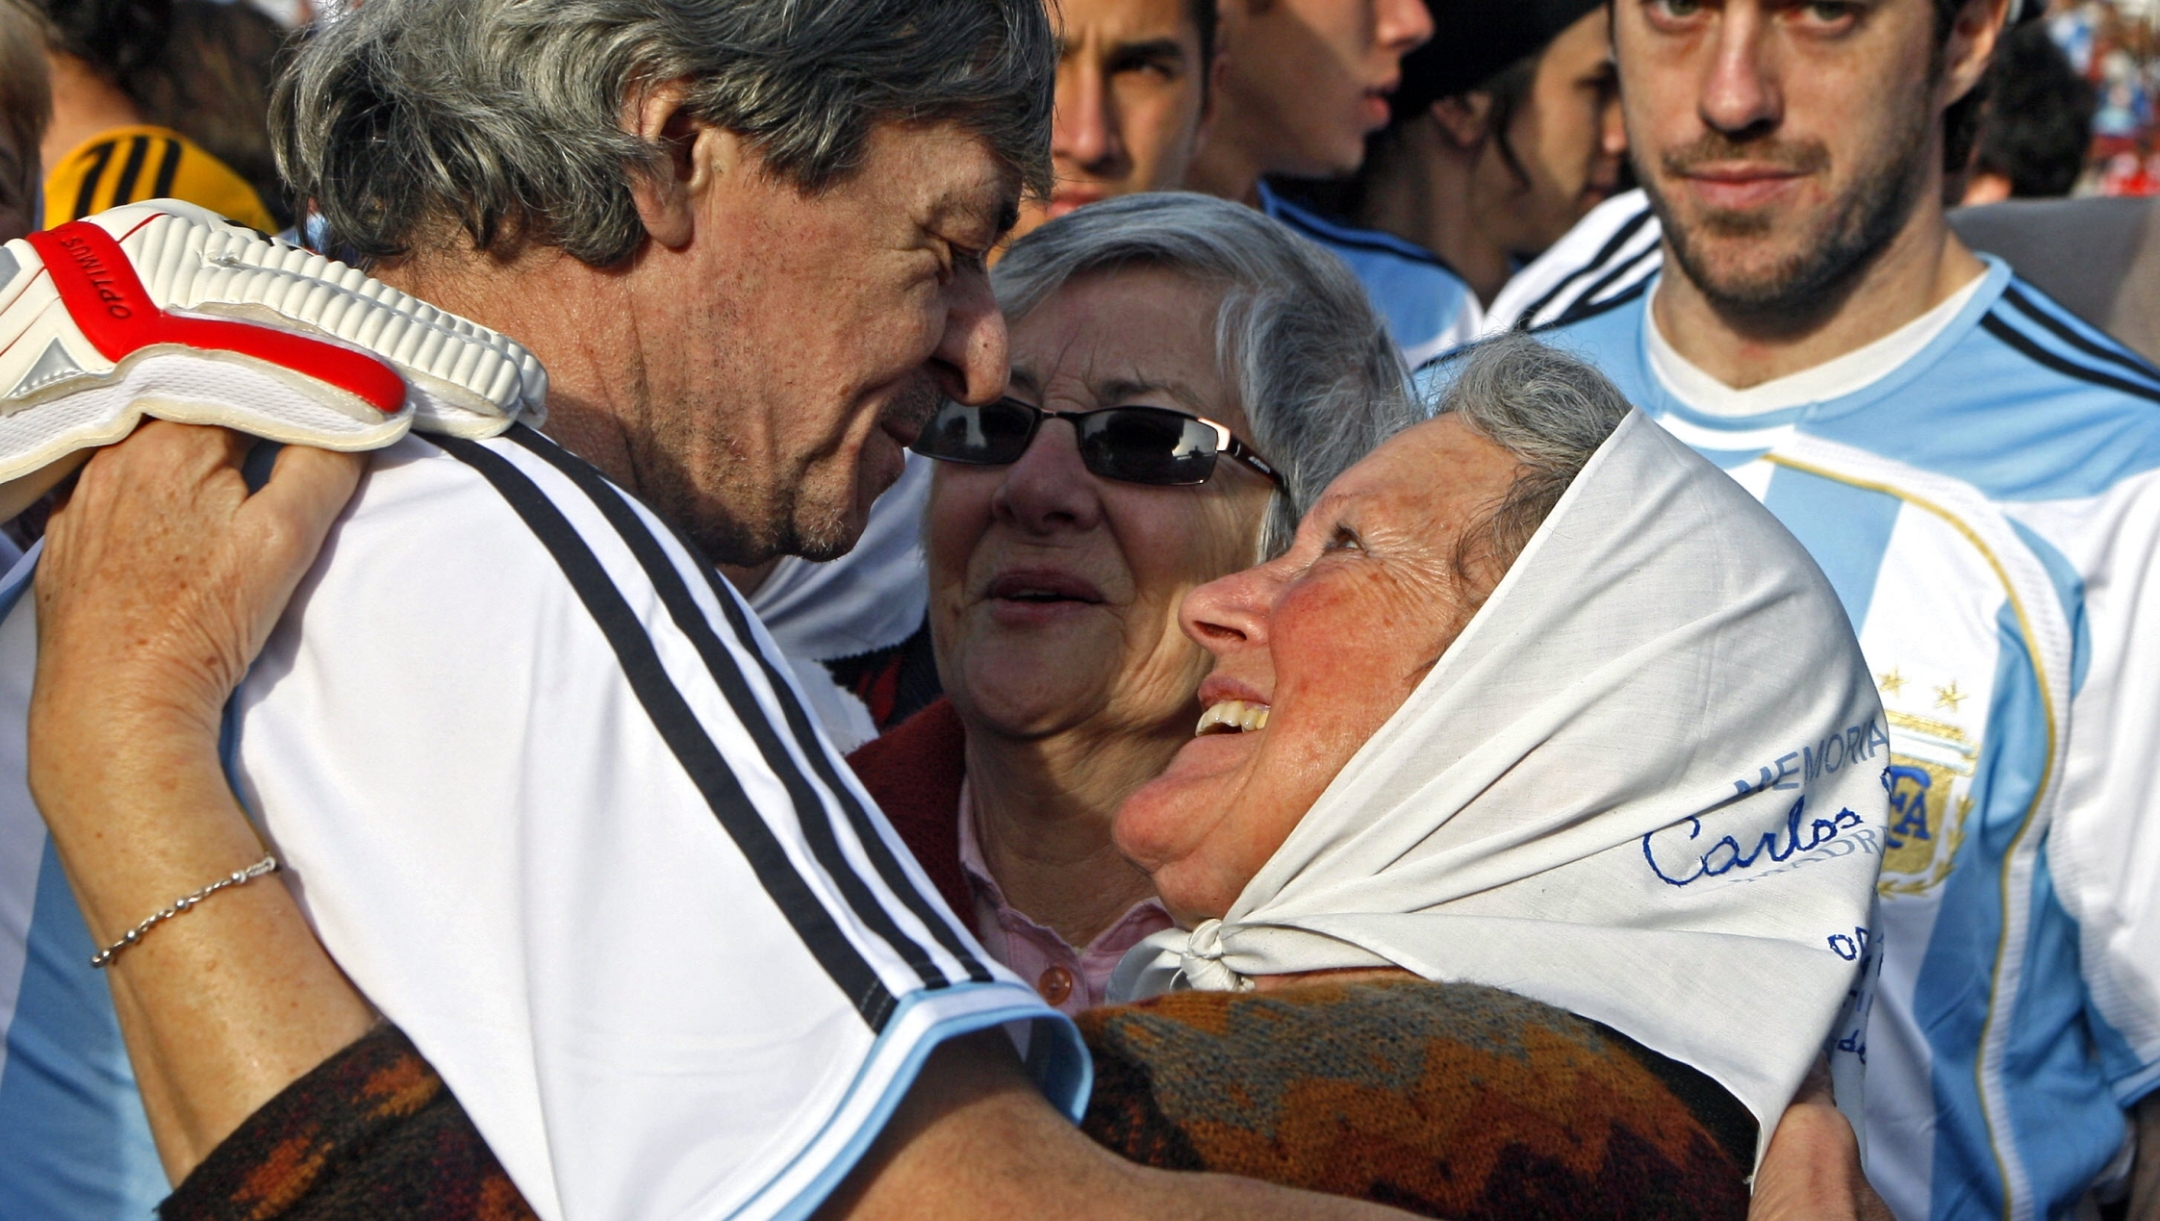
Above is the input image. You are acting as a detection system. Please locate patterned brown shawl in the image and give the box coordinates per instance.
[164,979,1751,1220]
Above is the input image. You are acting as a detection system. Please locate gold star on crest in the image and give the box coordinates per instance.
[1879,669,1906,697]
[1934,681,1967,713]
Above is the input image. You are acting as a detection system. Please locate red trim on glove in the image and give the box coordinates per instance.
[25,221,406,414]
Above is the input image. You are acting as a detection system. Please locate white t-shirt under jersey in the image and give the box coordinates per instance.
[0,426,1084,1221]
[1646,273,1985,433]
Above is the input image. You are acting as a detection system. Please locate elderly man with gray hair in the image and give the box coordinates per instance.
[0,0,1411,1218]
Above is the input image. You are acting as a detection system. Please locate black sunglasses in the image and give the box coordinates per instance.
[911,398,1286,490]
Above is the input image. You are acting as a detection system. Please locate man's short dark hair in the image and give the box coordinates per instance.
[1967,21,2095,197]
[277,0,1056,267]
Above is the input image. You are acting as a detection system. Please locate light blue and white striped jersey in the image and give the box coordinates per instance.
[1257,182,1482,367]
[0,428,1087,1220]
[1527,260,2160,1221]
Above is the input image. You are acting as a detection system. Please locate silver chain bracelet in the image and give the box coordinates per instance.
[89,855,280,969]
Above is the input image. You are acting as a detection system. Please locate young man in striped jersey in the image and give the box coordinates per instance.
[0,0,1411,1218]
[1521,0,2160,1215]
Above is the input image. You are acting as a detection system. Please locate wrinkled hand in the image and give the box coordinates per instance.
[1749,1058,1894,1221]
[30,422,364,768]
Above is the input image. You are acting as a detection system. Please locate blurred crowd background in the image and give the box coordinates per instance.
[24,0,2160,225]
[2054,0,2160,194]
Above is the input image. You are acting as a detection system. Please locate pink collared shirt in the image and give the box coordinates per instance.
[957,785,1174,1015]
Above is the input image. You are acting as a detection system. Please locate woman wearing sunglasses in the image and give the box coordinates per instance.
[846,192,1415,1016]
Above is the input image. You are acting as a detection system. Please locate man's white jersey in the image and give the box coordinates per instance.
[1484,189,1662,334]
[0,427,1085,1221]
[1258,182,1482,367]
[1532,261,2160,1221]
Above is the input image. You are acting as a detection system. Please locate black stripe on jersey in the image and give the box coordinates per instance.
[525,436,994,989]
[1534,275,1652,333]
[1982,313,2160,407]
[69,140,116,221]
[1514,204,1657,331]
[150,137,183,200]
[427,433,899,1030]
[1551,244,1661,328]
[661,504,1001,989]
[1999,284,2160,391]
[111,136,153,206]
[503,426,985,992]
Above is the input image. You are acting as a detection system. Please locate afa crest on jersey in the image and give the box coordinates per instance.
[1875,666,1978,896]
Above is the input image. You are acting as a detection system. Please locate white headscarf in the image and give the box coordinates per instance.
[1111,410,1887,1156]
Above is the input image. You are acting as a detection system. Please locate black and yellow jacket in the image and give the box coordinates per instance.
[43,124,275,233]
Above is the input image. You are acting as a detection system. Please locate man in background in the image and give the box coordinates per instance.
[1185,0,1478,366]
[1530,0,2160,1216]
[1005,0,1218,245]
[1483,2,2104,336]
[1317,0,1627,308]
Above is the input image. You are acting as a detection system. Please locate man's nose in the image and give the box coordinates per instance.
[932,264,1008,407]
[1699,3,1782,136]
[1054,65,1124,172]
[1376,0,1436,58]
[990,418,1104,534]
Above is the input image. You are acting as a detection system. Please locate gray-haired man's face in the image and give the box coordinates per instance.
[616,120,1019,567]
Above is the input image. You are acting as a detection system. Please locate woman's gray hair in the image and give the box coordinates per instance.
[993,192,1417,557]
[1430,332,1634,574]
[276,0,1054,266]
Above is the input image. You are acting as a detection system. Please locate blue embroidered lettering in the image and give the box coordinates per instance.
[1773,752,1801,790]
[1644,799,1865,886]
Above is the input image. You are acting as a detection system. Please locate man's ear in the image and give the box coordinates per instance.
[1430,94,1494,151]
[624,78,741,251]
[1940,0,2011,112]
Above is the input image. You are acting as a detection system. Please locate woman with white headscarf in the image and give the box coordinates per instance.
[1098,333,1887,1210]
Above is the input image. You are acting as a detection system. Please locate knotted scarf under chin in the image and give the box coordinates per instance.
[1115,920,1249,997]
